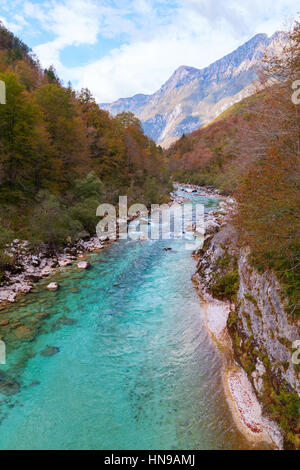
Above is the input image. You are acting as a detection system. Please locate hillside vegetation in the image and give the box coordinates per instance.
[0,23,171,268]
[167,22,300,317]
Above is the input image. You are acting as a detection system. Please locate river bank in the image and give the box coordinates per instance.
[0,185,224,309]
[0,212,141,309]
[0,236,108,308]
[187,183,284,449]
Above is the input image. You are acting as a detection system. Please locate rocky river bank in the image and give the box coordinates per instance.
[0,236,108,307]
[188,184,300,449]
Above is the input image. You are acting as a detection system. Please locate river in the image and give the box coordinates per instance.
[0,189,256,449]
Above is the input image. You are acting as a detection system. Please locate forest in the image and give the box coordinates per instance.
[0,22,171,266]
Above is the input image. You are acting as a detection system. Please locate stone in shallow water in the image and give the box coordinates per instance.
[57,316,77,326]
[14,325,36,341]
[41,346,60,357]
[46,282,59,291]
[77,261,91,270]
[34,312,49,319]
[29,381,40,387]
[0,371,20,396]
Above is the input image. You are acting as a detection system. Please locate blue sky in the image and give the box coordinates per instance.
[0,1,299,102]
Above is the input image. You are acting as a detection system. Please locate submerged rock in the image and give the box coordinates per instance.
[14,325,36,341]
[0,371,20,396]
[34,312,49,319]
[41,346,60,357]
[57,316,77,326]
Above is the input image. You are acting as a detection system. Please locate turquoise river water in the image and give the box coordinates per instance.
[0,191,256,449]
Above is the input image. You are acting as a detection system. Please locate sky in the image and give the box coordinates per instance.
[0,0,299,103]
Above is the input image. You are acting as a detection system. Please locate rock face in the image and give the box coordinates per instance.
[193,213,300,448]
[237,248,300,395]
[102,32,287,148]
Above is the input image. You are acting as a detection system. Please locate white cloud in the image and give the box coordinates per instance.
[75,16,242,102]
[0,15,23,34]
[1,0,299,102]
[23,0,101,68]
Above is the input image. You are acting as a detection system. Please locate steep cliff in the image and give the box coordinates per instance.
[194,216,300,449]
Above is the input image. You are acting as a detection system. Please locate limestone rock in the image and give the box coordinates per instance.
[46,282,59,291]
[77,261,91,270]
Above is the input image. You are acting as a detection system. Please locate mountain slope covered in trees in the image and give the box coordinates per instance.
[0,23,171,269]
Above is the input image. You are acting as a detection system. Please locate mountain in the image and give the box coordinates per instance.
[101,32,287,148]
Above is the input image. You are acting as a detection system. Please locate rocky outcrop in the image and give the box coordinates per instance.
[237,248,300,395]
[193,200,300,449]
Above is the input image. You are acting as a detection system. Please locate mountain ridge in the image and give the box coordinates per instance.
[101,31,287,148]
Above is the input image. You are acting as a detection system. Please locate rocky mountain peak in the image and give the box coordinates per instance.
[101,31,288,148]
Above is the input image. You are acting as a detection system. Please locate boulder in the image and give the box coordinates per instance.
[46,282,59,291]
[77,261,91,270]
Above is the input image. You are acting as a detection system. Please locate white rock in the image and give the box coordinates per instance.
[7,292,16,302]
[77,261,91,270]
[47,282,59,291]
[0,290,12,301]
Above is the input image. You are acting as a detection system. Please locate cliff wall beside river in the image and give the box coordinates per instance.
[191,191,300,449]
